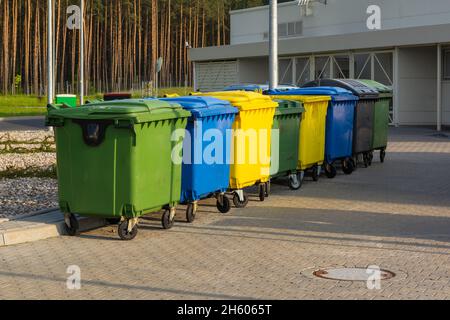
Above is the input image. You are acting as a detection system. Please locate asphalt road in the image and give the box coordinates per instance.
[0,117,46,132]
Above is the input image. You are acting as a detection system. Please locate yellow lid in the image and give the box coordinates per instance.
[269,95,331,104]
[193,91,278,111]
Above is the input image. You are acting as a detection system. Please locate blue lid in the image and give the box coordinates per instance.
[224,84,299,92]
[159,96,238,118]
[224,84,267,92]
[266,86,359,102]
[302,79,379,98]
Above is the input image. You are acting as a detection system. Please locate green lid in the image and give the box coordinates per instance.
[356,80,392,94]
[47,99,191,124]
[274,99,305,116]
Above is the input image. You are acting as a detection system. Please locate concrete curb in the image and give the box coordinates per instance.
[0,207,59,224]
[0,116,45,122]
[0,210,107,247]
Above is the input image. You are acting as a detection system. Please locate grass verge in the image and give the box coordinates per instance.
[0,88,193,117]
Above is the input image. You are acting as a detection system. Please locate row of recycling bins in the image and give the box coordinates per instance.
[46,79,392,240]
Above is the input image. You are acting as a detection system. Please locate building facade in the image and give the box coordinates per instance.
[189,0,450,128]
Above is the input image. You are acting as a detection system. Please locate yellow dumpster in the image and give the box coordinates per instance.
[269,95,330,183]
[193,91,278,208]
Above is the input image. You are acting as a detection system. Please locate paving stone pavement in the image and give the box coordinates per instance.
[0,127,449,300]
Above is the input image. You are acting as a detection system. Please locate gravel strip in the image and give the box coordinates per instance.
[0,178,58,219]
[0,130,54,143]
[0,153,56,172]
[0,130,57,219]
[0,130,54,141]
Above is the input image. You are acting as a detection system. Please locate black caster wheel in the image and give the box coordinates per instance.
[324,163,337,179]
[265,182,270,198]
[216,196,231,214]
[106,218,121,225]
[368,152,374,166]
[363,153,369,168]
[186,203,196,223]
[312,165,320,182]
[162,209,175,230]
[118,220,138,241]
[259,184,266,202]
[352,156,358,171]
[233,192,249,208]
[65,214,79,237]
[380,149,386,163]
[288,173,303,190]
[342,159,355,175]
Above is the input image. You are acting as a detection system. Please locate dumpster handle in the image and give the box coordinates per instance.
[73,119,112,147]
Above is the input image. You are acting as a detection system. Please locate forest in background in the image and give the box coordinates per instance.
[0,0,268,96]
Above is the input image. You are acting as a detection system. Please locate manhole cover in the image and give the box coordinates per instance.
[313,267,395,282]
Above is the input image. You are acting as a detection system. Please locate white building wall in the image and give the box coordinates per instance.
[442,81,450,125]
[231,0,450,45]
[397,46,437,125]
[238,58,269,84]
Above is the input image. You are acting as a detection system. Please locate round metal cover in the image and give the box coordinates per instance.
[313,267,395,281]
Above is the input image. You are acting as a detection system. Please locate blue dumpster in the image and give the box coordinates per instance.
[267,87,359,178]
[160,96,238,223]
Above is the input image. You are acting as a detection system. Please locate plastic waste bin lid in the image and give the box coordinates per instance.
[302,79,379,99]
[160,96,238,118]
[224,84,298,92]
[355,80,392,94]
[273,100,305,116]
[192,91,278,111]
[103,92,132,101]
[271,87,359,101]
[47,99,191,123]
[267,87,358,102]
[224,84,266,92]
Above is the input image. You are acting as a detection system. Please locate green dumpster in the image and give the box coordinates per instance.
[356,80,392,163]
[46,99,191,240]
[270,100,305,190]
[55,94,77,108]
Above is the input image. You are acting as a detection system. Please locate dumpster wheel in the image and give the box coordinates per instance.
[186,202,197,223]
[312,165,320,182]
[368,152,374,166]
[259,184,266,202]
[324,163,337,179]
[233,192,249,208]
[118,219,138,241]
[216,195,231,214]
[363,154,369,168]
[380,149,386,163]
[342,159,355,175]
[162,207,176,230]
[288,172,303,190]
[64,213,79,237]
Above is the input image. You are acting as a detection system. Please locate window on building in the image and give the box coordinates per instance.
[444,50,450,80]
[354,53,371,80]
[332,55,350,79]
[263,21,303,40]
[315,56,331,79]
[374,53,393,85]
[278,23,288,37]
[279,59,293,85]
[295,57,311,86]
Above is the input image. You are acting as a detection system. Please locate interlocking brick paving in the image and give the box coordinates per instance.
[0,127,449,300]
